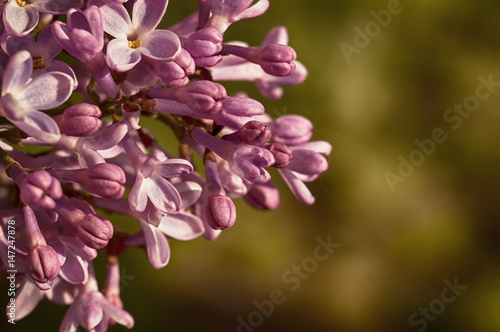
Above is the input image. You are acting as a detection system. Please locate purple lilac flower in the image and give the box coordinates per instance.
[1,24,77,84]
[212,26,308,99]
[0,50,74,143]
[3,0,83,37]
[121,133,193,214]
[59,263,134,331]
[52,6,118,98]
[91,0,181,72]
[0,1,331,329]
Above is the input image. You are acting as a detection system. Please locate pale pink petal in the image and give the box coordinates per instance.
[34,0,83,15]
[156,159,193,178]
[235,0,269,20]
[98,3,132,38]
[132,0,167,32]
[3,2,39,37]
[278,169,315,205]
[2,49,32,95]
[140,219,170,269]
[106,38,141,72]
[59,301,79,332]
[158,212,204,240]
[291,141,332,156]
[262,26,288,46]
[46,278,80,305]
[129,174,148,212]
[97,293,134,328]
[44,60,78,90]
[15,278,43,320]
[78,293,104,330]
[141,29,181,61]
[36,23,62,59]
[60,235,97,261]
[59,252,88,285]
[20,72,74,109]
[146,175,181,214]
[3,32,35,56]
[175,181,202,208]
[12,110,61,143]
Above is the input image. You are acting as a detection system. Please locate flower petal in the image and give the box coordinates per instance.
[262,26,288,46]
[106,38,141,72]
[59,252,88,284]
[132,0,167,32]
[36,24,63,59]
[97,293,135,328]
[129,174,148,212]
[141,29,181,61]
[175,181,202,208]
[3,32,35,56]
[146,175,182,214]
[77,293,104,330]
[34,0,83,15]
[59,299,79,332]
[140,219,170,269]
[12,110,61,143]
[3,2,39,37]
[15,278,43,320]
[44,60,78,90]
[158,212,204,240]
[235,0,269,21]
[156,159,193,178]
[20,72,74,110]
[278,169,315,205]
[98,3,132,38]
[2,49,32,95]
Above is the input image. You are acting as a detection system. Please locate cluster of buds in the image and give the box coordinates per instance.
[0,0,330,330]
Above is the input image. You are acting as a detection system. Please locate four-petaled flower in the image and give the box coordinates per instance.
[0,50,74,143]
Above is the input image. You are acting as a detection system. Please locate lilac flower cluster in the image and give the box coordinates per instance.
[0,0,330,330]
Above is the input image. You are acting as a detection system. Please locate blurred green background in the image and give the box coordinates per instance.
[3,0,500,331]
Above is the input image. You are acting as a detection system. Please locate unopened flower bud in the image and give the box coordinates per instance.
[184,28,224,67]
[236,121,271,145]
[205,195,236,230]
[20,171,63,210]
[269,143,293,168]
[61,103,102,136]
[244,183,280,210]
[84,163,126,199]
[78,214,114,249]
[154,48,195,87]
[258,44,297,76]
[272,115,313,145]
[181,81,227,114]
[26,245,61,283]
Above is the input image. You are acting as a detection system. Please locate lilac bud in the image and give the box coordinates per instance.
[286,149,329,176]
[244,183,280,210]
[272,115,313,145]
[269,143,293,168]
[26,245,61,283]
[184,28,224,67]
[84,163,126,199]
[20,171,63,210]
[181,81,227,114]
[236,121,271,145]
[154,48,195,87]
[77,214,114,249]
[60,103,102,137]
[205,195,236,230]
[258,44,297,76]
[221,97,265,116]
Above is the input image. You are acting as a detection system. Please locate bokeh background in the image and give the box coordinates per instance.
[3,0,500,331]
